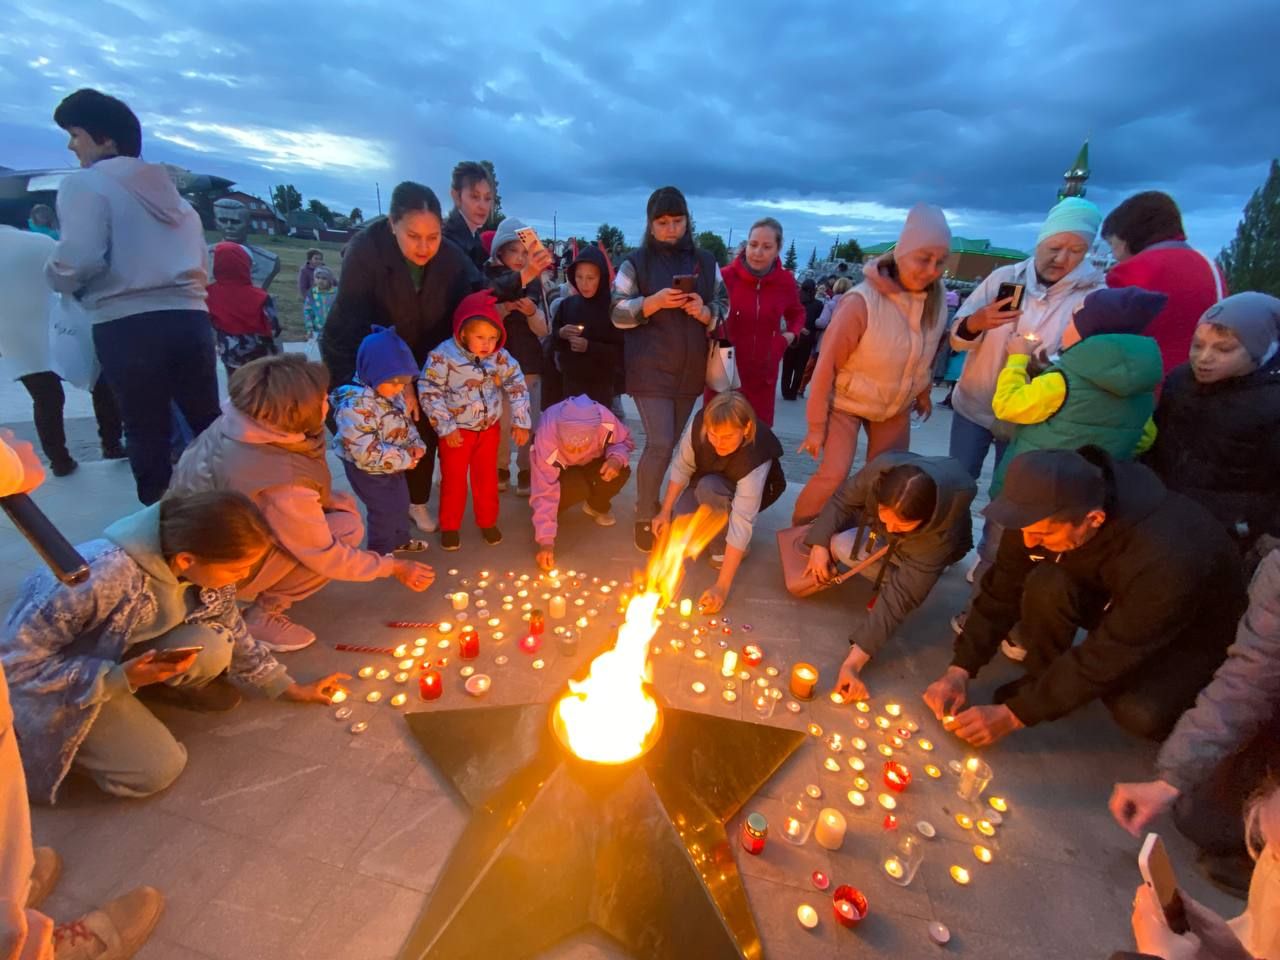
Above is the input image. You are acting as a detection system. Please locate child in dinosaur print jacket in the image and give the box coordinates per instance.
[332,325,427,554]
[418,291,531,550]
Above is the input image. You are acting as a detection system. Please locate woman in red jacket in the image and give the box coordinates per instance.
[713,218,805,426]
[1103,191,1227,378]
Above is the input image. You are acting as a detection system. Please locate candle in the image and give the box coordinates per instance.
[549,595,567,619]
[847,790,866,808]
[575,616,589,629]
[375,669,391,681]
[366,690,382,703]
[878,744,895,757]
[460,666,474,678]
[721,690,737,703]
[916,820,936,839]
[464,674,491,697]
[394,672,409,683]
[519,633,542,654]
[814,809,846,850]
[349,721,368,734]
[883,814,899,830]
[357,666,374,679]
[678,598,693,619]
[885,702,902,717]
[795,904,819,930]
[875,716,891,730]
[720,650,739,677]
[827,732,844,752]
[955,813,974,830]
[924,764,942,779]
[916,738,934,752]
[851,737,868,751]
[853,776,870,791]
[437,621,453,634]
[741,643,763,667]
[823,757,841,773]
[986,810,1004,826]
[789,662,818,700]
[390,693,407,707]
[958,756,993,801]
[848,757,866,773]
[458,627,480,660]
[929,922,952,946]
[557,630,578,656]
[451,592,469,611]
[988,796,1009,813]
[976,819,996,838]
[690,681,707,695]
[529,610,545,635]
[811,870,830,891]
[418,670,443,701]
[949,865,971,885]
[334,705,353,720]
[883,858,905,881]
[855,699,871,713]
[392,643,409,658]
[398,658,416,671]
[878,793,897,811]
[831,886,866,928]
[531,659,545,671]
[973,844,994,864]
[883,761,912,792]
[740,812,768,856]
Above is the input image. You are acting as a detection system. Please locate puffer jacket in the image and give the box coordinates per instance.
[806,452,976,658]
[950,256,1105,430]
[418,306,530,437]
[331,380,426,475]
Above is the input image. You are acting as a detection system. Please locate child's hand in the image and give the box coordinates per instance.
[442,432,464,448]
[512,297,536,317]
[512,427,531,447]
[568,336,588,353]
[392,560,435,591]
[1006,333,1039,356]
[403,384,421,420]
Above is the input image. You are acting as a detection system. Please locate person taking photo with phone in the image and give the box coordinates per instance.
[947,197,1105,581]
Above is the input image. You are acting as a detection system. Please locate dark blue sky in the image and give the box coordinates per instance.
[3,0,1277,257]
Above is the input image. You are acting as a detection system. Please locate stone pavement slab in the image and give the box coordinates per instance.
[9,390,1242,959]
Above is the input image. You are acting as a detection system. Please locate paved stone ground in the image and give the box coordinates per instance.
[0,369,1240,959]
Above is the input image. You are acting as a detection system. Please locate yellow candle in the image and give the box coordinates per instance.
[398,658,416,670]
[823,757,841,773]
[374,669,391,681]
[885,702,903,717]
[988,796,1009,813]
[690,681,707,695]
[549,595,567,619]
[855,700,871,713]
[721,650,739,677]
[950,865,971,885]
[329,688,348,704]
[976,820,996,838]
[451,592,469,611]
[366,691,382,703]
[789,662,818,700]
[878,744,895,757]
[390,693,407,707]
[955,813,974,830]
[883,858,905,880]
[848,757,865,773]
[393,672,409,683]
[917,738,934,752]
[851,737,867,751]
[392,644,408,658]
[853,776,870,791]
[847,790,866,808]
[796,904,819,929]
[357,666,374,679]
[576,616,589,629]
[924,764,942,779]
[878,793,897,811]
[973,844,993,864]
[875,716,891,730]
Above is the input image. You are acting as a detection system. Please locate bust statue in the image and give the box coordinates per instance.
[209,198,280,290]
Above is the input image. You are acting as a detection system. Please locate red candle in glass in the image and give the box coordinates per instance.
[529,609,546,636]
[418,670,443,701]
[883,760,912,793]
[458,627,480,661]
[882,813,899,831]
[519,632,541,654]
[741,643,764,667]
[832,886,868,928]
[739,812,768,855]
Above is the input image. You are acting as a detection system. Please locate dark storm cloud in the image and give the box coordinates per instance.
[2,0,1276,253]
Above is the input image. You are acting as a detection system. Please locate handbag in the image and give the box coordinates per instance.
[706,326,741,393]
[777,522,892,598]
[48,294,100,391]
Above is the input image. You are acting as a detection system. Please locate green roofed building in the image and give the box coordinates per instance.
[861,236,1028,283]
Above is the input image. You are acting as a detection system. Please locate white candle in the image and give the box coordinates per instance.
[679,598,693,618]
[796,904,819,929]
[550,595,567,619]
[814,808,846,850]
[451,592,469,611]
[721,650,739,677]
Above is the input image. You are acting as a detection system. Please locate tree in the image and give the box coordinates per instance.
[783,240,798,271]
[308,198,335,226]
[271,184,302,215]
[1220,158,1280,298]
[596,223,626,253]
[807,246,817,269]
[479,160,505,229]
[833,238,864,262]
[349,207,364,224]
[696,230,729,267]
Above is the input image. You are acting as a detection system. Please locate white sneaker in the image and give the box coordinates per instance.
[582,503,616,527]
[408,503,438,533]
[244,606,316,652]
[1000,638,1028,662]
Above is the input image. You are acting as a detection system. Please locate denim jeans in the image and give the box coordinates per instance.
[92,309,220,504]
[633,394,697,521]
[675,474,733,554]
[343,461,411,554]
[948,410,1008,558]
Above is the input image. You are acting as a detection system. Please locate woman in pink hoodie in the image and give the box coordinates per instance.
[792,204,952,524]
[168,354,435,651]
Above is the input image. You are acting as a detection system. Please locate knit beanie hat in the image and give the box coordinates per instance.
[489,217,527,263]
[452,290,507,349]
[356,325,418,389]
[313,266,336,285]
[555,395,604,456]
[1037,197,1102,246]
[1200,292,1280,363]
[894,202,951,259]
[1072,288,1168,340]
[646,186,689,223]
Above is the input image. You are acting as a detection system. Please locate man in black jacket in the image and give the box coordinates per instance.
[923,446,1245,746]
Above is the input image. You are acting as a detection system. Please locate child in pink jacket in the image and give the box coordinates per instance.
[530,395,634,571]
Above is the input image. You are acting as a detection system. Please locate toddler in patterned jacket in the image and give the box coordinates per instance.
[332,325,428,553]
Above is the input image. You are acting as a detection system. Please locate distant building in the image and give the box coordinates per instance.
[221,190,286,235]
[1059,141,1090,200]
[860,236,1028,283]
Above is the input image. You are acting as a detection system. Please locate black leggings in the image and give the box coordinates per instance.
[19,372,122,463]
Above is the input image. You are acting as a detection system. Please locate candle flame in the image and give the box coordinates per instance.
[554,505,726,764]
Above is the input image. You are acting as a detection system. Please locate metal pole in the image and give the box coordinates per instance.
[376,182,382,216]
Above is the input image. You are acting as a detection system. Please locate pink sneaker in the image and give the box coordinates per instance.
[244,606,316,652]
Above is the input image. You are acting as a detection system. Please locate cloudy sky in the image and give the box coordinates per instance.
[2,0,1276,258]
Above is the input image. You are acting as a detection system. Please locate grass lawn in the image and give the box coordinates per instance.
[205,232,348,340]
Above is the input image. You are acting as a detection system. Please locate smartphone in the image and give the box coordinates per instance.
[995,282,1025,312]
[1139,833,1189,934]
[151,645,204,664]
[672,274,697,295]
[515,227,548,258]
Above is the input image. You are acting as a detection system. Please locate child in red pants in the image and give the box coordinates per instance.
[418,291,531,550]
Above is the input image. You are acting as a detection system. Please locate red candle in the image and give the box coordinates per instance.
[810,870,831,891]
[418,670,443,701]
[882,813,899,831]
[740,812,768,855]
[519,633,542,654]
[529,609,545,636]
[741,643,764,667]
[883,760,912,793]
[458,627,480,660]
[832,886,868,928]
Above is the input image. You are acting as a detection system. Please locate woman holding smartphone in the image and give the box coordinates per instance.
[612,186,728,552]
[0,492,347,804]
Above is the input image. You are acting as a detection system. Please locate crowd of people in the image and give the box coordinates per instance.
[0,86,1277,960]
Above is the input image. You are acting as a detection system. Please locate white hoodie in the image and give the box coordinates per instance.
[948,256,1104,430]
[45,157,208,324]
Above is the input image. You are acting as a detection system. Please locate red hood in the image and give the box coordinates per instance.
[212,242,253,286]
[452,290,507,351]
[723,255,793,290]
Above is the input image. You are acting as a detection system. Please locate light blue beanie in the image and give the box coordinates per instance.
[1036,197,1102,246]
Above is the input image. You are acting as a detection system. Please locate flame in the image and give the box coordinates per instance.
[554,506,726,764]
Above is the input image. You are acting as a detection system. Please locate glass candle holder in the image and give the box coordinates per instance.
[880,830,925,887]
[789,662,819,699]
[740,812,768,855]
[958,756,993,802]
[780,793,816,845]
[751,691,777,720]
